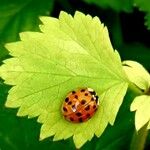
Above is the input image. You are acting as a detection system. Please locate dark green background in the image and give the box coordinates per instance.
[0,0,150,149]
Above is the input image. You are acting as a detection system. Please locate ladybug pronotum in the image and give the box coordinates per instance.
[61,88,99,123]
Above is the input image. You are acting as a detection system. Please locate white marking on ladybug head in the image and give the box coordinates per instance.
[87,88,94,92]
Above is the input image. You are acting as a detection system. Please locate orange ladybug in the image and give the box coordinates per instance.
[61,88,99,123]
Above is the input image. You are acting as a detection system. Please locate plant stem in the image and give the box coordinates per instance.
[130,123,149,150]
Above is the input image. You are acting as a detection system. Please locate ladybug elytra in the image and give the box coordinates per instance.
[62,88,99,123]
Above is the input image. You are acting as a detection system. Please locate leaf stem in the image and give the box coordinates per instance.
[130,123,149,150]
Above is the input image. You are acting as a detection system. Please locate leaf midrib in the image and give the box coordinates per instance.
[10,47,123,81]
[1,70,124,81]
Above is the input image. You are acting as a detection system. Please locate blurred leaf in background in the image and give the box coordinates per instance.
[0,0,54,62]
[119,43,150,70]
[134,0,150,29]
[83,0,133,12]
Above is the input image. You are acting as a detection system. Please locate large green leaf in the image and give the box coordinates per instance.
[0,0,54,62]
[0,11,128,148]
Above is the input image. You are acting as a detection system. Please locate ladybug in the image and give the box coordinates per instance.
[61,88,99,123]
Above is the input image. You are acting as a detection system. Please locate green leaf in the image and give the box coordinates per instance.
[134,0,150,29]
[131,95,150,131]
[134,0,150,12]
[83,0,133,12]
[145,12,150,30]
[0,11,128,148]
[123,60,150,132]
[0,0,54,61]
[123,60,150,91]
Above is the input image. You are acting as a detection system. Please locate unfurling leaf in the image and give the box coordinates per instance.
[123,60,150,91]
[123,60,150,131]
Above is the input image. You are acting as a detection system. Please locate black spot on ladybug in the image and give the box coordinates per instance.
[70,117,74,121]
[72,91,76,94]
[86,113,90,118]
[93,105,96,109]
[68,101,72,105]
[81,99,86,105]
[63,107,67,112]
[79,118,83,122]
[91,97,94,101]
[95,96,99,103]
[74,95,78,99]
[89,91,96,95]
[76,112,82,117]
[81,89,85,92]
[85,105,90,111]
[85,93,88,96]
[65,97,69,103]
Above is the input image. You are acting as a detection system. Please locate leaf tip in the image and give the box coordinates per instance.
[39,136,44,141]
[74,10,85,16]
[4,43,11,51]
[5,98,13,108]
[59,10,69,18]
[39,129,46,141]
